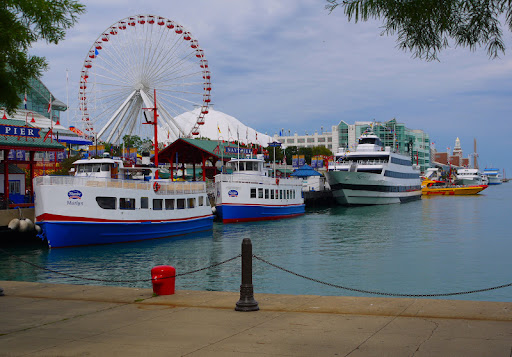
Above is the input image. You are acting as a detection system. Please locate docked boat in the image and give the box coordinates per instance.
[325,131,422,205]
[456,168,486,185]
[421,179,488,195]
[482,168,503,185]
[213,154,305,223]
[34,158,214,248]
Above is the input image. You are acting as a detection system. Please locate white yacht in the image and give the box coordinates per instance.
[456,168,486,185]
[482,168,503,185]
[326,131,422,205]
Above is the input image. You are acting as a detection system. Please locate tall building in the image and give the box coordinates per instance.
[272,118,430,173]
[337,119,430,173]
[273,126,339,153]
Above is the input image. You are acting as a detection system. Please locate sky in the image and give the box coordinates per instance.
[31,0,512,174]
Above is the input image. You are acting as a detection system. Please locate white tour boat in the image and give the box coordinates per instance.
[213,154,305,223]
[456,168,486,185]
[325,131,422,205]
[482,168,503,185]
[34,158,214,248]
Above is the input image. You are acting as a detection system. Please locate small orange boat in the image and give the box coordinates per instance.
[421,179,488,195]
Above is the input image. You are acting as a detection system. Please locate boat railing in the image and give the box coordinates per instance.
[215,173,303,187]
[34,176,206,194]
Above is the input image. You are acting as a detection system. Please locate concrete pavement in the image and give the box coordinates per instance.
[1,280,511,356]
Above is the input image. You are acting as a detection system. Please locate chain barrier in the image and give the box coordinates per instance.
[0,248,240,283]
[253,254,512,297]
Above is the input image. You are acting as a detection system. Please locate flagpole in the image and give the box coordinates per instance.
[66,69,69,127]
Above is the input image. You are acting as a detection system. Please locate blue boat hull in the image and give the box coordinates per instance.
[38,216,214,248]
[217,204,305,223]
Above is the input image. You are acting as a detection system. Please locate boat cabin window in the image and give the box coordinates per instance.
[198,196,204,206]
[258,188,263,198]
[165,199,175,210]
[153,199,163,210]
[120,198,136,210]
[141,197,148,209]
[359,136,383,146]
[251,188,256,198]
[177,198,185,209]
[271,190,275,199]
[101,163,110,171]
[96,196,116,210]
[265,189,269,199]
[188,198,195,208]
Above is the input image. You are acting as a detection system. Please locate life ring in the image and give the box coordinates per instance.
[276,178,280,185]
[153,182,161,192]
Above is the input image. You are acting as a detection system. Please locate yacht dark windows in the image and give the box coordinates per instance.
[141,197,148,209]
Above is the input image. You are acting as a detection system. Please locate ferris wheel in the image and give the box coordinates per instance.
[78,14,211,144]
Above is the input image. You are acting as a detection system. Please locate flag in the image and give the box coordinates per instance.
[95,48,99,56]
[23,91,27,109]
[47,101,51,113]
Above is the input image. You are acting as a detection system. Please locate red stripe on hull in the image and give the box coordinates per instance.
[36,213,214,223]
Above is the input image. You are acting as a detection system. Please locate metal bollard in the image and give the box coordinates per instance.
[235,238,259,311]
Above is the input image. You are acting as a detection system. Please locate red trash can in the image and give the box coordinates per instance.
[151,265,176,295]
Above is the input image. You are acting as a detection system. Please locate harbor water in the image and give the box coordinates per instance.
[1,183,510,302]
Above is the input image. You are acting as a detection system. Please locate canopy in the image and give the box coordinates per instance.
[54,135,93,145]
[290,164,322,178]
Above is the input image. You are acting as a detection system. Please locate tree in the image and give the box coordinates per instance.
[326,0,511,61]
[0,0,85,113]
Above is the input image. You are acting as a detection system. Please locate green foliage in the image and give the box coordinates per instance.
[122,135,153,151]
[51,154,81,176]
[326,0,510,60]
[0,0,85,113]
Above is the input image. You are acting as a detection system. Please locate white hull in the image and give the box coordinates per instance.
[326,170,421,205]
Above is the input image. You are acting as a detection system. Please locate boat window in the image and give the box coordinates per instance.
[245,162,254,171]
[92,164,101,172]
[287,190,290,199]
[188,198,195,208]
[271,189,275,199]
[250,188,256,198]
[198,196,204,206]
[153,199,163,210]
[120,198,136,210]
[177,198,185,209]
[141,197,148,209]
[265,189,269,199]
[238,162,245,171]
[101,163,110,171]
[165,199,174,210]
[258,188,263,198]
[280,190,283,199]
[275,189,279,199]
[96,196,116,210]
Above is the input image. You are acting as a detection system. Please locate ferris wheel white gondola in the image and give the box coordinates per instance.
[78,14,211,143]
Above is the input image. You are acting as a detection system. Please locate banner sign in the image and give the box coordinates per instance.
[292,155,299,168]
[298,155,305,167]
[0,124,41,138]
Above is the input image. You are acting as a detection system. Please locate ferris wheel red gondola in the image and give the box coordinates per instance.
[78,14,211,142]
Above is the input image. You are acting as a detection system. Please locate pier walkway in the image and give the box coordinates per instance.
[1,280,511,356]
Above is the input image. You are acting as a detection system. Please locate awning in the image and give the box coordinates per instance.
[54,135,93,145]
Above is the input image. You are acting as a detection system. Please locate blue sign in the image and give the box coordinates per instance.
[68,190,83,199]
[225,147,253,155]
[0,124,41,138]
[268,141,282,147]
[228,190,238,197]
